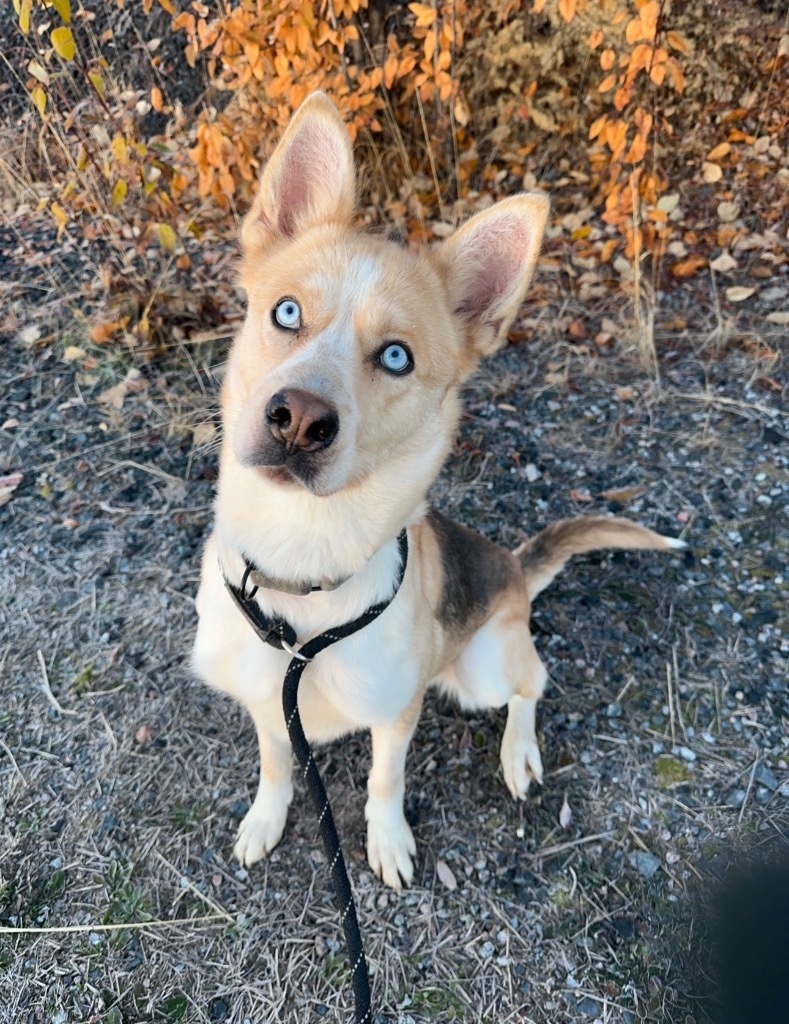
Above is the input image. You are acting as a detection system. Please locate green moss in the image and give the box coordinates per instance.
[653,755,693,787]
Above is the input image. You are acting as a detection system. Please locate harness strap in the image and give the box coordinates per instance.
[223,529,409,1024]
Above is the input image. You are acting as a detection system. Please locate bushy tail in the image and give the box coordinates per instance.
[514,516,686,601]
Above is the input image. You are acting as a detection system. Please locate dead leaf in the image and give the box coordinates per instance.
[0,472,24,507]
[601,485,647,503]
[2,419,19,430]
[671,256,707,278]
[90,320,125,345]
[614,386,635,401]
[530,108,558,133]
[710,252,737,273]
[765,311,789,325]
[63,345,87,362]
[559,793,572,830]
[702,162,723,183]
[192,422,217,448]
[19,324,42,347]
[135,724,154,746]
[570,488,594,503]
[707,142,731,161]
[436,859,458,891]
[97,368,144,410]
[725,286,756,302]
[717,201,739,222]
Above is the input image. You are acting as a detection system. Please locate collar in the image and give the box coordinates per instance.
[236,528,408,599]
[222,529,409,655]
[240,559,352,597]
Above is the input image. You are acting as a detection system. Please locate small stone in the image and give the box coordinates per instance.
[727,789,746,808]
[524,463,541,482]
[628,851,661,879]
[578,997,600,1017]
[753,762,779,792]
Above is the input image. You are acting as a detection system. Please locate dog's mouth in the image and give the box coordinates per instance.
[258,465,301,488]
[249,455,341,497]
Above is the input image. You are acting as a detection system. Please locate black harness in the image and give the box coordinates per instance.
[223,529,409,1024]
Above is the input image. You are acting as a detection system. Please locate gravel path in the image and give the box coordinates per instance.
[1,223,787,1023]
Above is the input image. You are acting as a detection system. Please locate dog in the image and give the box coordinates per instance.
[192,91,686,891]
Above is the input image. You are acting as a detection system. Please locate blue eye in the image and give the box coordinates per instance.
[378,342,413,375]
[273,298,301,330]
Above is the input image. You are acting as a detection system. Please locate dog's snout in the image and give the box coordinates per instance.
[265,389,339,453]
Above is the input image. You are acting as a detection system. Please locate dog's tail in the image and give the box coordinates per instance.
[514,516,686,601]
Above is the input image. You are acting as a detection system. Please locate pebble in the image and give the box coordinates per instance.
[627,851,661,879]
[753,762,779,791]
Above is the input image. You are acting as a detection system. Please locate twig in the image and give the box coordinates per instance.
[527,832,611,861]
[673,647,688,742]
[154,852,234,923]
[0,737,26,785]
[666,661,676,748]
[0,914,229,936]
[669,391,788,420]
[37,650,76,717]
[738,760,759,825]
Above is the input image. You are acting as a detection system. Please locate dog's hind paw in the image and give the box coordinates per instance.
[366,803,416,892]
[233,790,290,867]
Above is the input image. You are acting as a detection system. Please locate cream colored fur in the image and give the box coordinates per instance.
[193,92,684,890]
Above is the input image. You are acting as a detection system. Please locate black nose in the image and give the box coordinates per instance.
[265,389,339,453]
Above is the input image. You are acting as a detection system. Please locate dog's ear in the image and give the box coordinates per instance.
[434,194,549,359]
[242,92,355,253]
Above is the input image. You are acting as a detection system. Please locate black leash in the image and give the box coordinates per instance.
[224,530,409,1024]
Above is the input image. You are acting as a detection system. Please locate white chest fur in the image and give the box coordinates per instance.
[193,533,419,743]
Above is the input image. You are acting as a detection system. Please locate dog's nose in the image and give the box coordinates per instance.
[265,389,339,452]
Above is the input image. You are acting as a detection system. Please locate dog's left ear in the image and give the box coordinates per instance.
[434,194,549,359]
[242,91,355,254]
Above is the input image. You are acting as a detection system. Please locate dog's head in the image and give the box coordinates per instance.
[223,92,548,509]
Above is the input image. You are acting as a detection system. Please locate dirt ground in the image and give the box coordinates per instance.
[1,207,787,1024]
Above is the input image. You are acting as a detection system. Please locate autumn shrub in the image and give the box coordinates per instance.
[7,0,787,355]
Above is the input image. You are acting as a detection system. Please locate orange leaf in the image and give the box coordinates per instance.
[409,2,437,27]
[667,31,689,53]
[625,133,648,164]
[671,256,707,278]
[650,63,666,86]
[151,86,163,111]
[589,113,608,140]
[599,74,617,93]
[707,142,731,161]
[625,17,644,43]
[639,1,659,40]
[558,0,577,22]
[533,0,548,11]
[588,29,603,49]
[600,48,616,71]
[90,321,124,344]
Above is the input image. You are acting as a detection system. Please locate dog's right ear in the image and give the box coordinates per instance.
[241,92,355,254]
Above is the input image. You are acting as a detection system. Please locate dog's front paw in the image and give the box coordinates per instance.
[365,801,416,892]
[500,728,543,801]
[233,787,291,867]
